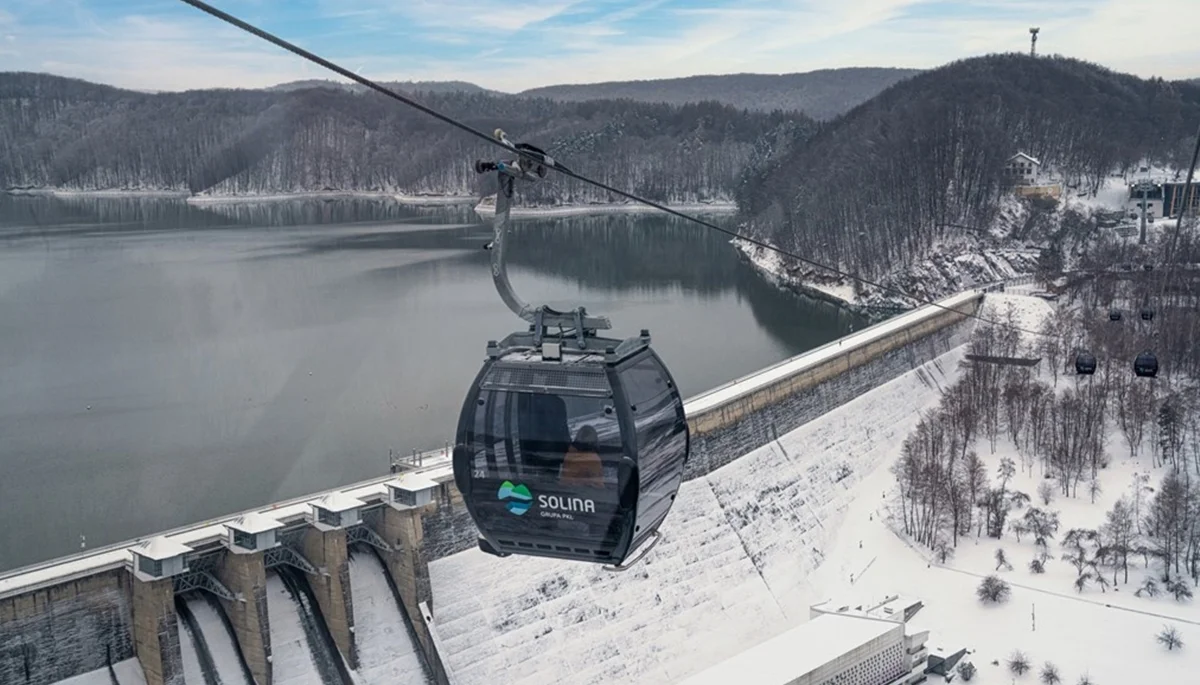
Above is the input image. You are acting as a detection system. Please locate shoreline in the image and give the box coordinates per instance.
[3,188,734,217]
[473,200,738,218]
[186,191,478,206]
[732,239,862,310]
[5,188,192,198]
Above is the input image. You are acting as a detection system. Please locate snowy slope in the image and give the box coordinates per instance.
[52,659,147,685]
[823,433,1199,684]
[429,345,966,685]
[267,573,324,685]
[812,294,1199,685]
[178,613,206,685]
[347,551,429,685]
[190,598,252,685]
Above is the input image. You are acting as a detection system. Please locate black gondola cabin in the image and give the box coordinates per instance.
[1075,351,1097,375]
[454,337,689,567]
[1109,309,1122,321]
[1134,351,1159,378]
[1141,307,1154,321]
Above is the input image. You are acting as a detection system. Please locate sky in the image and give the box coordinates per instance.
[1,0,1198,93]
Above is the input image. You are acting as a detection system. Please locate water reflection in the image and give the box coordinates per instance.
[0,194,865,571]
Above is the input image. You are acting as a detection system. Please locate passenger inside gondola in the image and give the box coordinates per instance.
[560,424,604,488]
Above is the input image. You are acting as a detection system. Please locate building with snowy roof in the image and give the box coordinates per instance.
[311,491,365,530]
[1005,152,1041,186]
[677,611,929,685]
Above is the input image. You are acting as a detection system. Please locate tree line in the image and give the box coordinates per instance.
[0,72,811,204]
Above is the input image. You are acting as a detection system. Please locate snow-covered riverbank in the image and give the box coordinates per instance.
[472,198,738,218]
[6,188,192,198]
[186,192,477,205]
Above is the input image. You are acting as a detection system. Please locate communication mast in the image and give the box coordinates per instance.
[1030,27,1040,57]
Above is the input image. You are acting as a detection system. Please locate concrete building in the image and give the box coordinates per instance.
[678,605,929,685]
[1127,181,1164,221]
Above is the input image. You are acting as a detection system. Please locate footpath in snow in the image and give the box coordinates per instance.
[347,549,429,685]
[429,344,966,685]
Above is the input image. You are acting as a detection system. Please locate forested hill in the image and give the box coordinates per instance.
[736,54,1200,289]
[0,72,810,203]
[520,68,921,120]
[267,79,494,95]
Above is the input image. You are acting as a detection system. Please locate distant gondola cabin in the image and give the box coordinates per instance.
[1075,352,1097,375]
[1134,351,1159,378]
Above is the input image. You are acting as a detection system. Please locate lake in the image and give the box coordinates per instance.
[0,194,865,571]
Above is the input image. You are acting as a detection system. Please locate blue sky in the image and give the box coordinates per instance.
[1,0,1198,92]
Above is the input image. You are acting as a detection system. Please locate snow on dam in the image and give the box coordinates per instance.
[419,288,984,561]
[429,345,967,685]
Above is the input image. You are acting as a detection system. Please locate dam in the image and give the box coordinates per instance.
[0,286,991,685]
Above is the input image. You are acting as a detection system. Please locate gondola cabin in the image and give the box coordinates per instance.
[1074,351,1097,375]
[1109,309,1122,321]
[1140,307,1154,321]
[454,334,688,567]
[1134,351,1159,378]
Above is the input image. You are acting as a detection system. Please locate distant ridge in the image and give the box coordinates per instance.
[267,78,494,95]
[519,68,922,119]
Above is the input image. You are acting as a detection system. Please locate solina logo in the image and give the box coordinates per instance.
[497,480,533,515]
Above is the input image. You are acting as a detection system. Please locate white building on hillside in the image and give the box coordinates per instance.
[1005,152,1041,185]
[678,597,930,685]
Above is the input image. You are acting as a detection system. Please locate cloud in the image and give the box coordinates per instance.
[4,0,1198,93]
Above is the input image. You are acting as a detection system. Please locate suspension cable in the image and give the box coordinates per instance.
[176,0,1197,343]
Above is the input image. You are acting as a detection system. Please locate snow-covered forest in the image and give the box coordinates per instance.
[736,54,1200,285]
[0,72,806,204]
[893,287,1200,606]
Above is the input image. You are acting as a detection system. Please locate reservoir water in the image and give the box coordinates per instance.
[0,194,865,571]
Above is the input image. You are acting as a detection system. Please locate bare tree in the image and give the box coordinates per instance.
[977,575,1012,603]
[1116,379,1153,458]
[1157,625,1184,651]
[1040,661,1062,684]
[1039,480,1056,505]
[1102,497,1136,584]
[1008,651,1031,676]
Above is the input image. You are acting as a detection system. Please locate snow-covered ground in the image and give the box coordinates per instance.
[429,343,966,685]
[267,573,325,685]
[430,291,1196,685]
[735,238,1039,312]
[347,550,429,685]
[51,658,147,685]
[844,292,1197,685]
